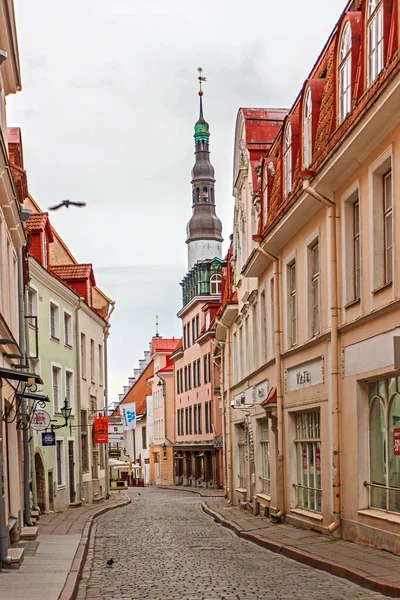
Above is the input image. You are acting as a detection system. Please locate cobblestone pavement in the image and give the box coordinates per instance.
[77,488,393,600]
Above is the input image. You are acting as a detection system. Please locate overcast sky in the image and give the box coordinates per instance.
[8,0,347,404]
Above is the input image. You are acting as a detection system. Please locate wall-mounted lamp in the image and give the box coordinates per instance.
[51,398,72,432]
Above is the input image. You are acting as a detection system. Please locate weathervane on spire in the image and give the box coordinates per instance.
[155,314,159,338]
[198,67,207,97]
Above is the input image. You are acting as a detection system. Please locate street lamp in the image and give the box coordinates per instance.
[51,398,72,432]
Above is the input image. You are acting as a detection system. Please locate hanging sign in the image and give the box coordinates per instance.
[94,416,109,444]
[394,428,400,456]
[42,431,55,446]
[121,403,136,431]
[31,410,51,431]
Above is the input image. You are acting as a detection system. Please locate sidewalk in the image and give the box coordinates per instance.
[203,498,400,598]
[0,491,130,600]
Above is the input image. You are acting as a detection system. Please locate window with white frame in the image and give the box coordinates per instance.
[259,418,270,495]
[339,22,352,123]
[98,344,103,385]
[263,163,269,226]
[303,88,312,168]
[367,0,384,85]
[210,273,221,295]
[64,311,72,347]
[52,365,62,412]
[371,150,393,291]
[90,339,95,382]
[65,370,74,413]
[288,260,297,347]
[252,303,258,371]
[343,185,361,304]
[294,410,322,512]
[27,287,38,327]
[50,301,60,340]
[353,199,361,299]
[237,423,247,490]
[81,333,87,379]
[56,438,65,487]
[283,123,292,198]
[260,291,267,364]
[269,277,275,357]
[368,378,400,513]
[309,240,320,337]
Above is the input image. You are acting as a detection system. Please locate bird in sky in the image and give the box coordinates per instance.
[48,199,87,211]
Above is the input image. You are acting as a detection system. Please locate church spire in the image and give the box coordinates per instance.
[186,69,223,270]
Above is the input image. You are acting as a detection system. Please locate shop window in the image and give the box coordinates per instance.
[294,411,322,512]
[368,379,400,513]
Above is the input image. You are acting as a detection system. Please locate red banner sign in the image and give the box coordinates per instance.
[94,417,109,444]
[394,428,400,456]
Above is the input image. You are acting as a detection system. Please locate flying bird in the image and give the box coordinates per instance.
[49,199,87,211]
[106,558,114,568]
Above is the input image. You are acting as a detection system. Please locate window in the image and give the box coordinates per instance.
[310,240,320,336]
[303,88,312,167]
[196,314,199,338]
[99,345,103,386]
[383,170,393,284]
[189,406,192,435]
[193,361,197,388]
[27,287,38,327]
[259,419,270,495]
[177,370,181,394]
[64,312,72,347]
[81,411,89,472]
[252,303,258,371]
[192,318,196,343]
[198,404,202,434]
[353,200,361,299]
[180,410,184,437]
[184,366,188,392]
[208,401,212,432]
[90,339,95,382]
[194,404,198,434]
[66,370,74,413]
[208,352,211,384]
[50,302,60,340]
[81,333,86,379]
[180,369,183,394]
[177,410,181,436]
[183,325,187,350]
[294,411,322,512]
[368,0,383,85]
[187,324,191,348]
[270,278,275,357]
[188,363,192,390]
[237,424,247,489]
[142,426,147,449]
[205,401,209,434]
[288,261,297,346]
[204,355,208,384]
[260,291,266,363]
[197,359,201,386]
[56,439,65,487]
[368,378,400,513]
[263,162,269,227]
[283,123,292,198]
[210,273,221,295]
[343,186,361,304]
[339,22,352,123]
[52,365,61,412]
[185,407,189,435]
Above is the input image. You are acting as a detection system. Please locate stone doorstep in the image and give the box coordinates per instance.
[31,510,40,519]
[69,500,83,508]
[21,526,38,540]
[4,547,25,569]
[93,496,105,504]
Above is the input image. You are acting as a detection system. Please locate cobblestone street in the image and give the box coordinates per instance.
[77,488,394,600]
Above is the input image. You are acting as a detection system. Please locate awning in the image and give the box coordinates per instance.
[261,387,277,407]
[0,366,43,384]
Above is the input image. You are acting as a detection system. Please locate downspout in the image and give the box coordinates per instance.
[302,179,341,534]
[18,247,31,526]
[0,380,11,565]
[75,299,83,503]
[255,247,285,519]
[210,339,224,490]
[103,323,110,499]
[215,320,233,503]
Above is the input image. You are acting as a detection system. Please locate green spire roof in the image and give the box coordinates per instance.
[194,95,210,144]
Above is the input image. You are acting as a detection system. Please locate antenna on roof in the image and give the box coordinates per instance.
[155,314,160,338]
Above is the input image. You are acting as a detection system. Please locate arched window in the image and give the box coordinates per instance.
[210,273,221,295]
[369,394,386,509]
[303,88,312,168]
[388,394,400,511]
[367,0,384,85]
[283,123,292,198]
[339,22,352,123]
[203,186,209,203]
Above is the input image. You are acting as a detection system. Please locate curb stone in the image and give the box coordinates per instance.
[201,502,400,598]
[58,494,131,600]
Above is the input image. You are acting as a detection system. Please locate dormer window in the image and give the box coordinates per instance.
[339,22,352,123]
[210,273,221,295]
[367,0,383,85]
[303,89,312,168]
[263,163,268,226]
[283,123,292,198]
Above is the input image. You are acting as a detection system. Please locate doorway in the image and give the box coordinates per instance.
[68,440,76,503]
[35,452,46,512]
[48,471,54,511]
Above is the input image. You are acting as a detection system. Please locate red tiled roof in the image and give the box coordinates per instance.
[8,127,21,144]
[151,337,178,354]
[159,356,174,373]
[115,360,154,416]
[173,338,183,352]
[26,213,49,233]
[50,264,96,286]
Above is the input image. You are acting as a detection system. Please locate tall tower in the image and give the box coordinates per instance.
[186,69,223,270]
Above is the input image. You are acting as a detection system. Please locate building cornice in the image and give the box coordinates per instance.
[29,256,79,307]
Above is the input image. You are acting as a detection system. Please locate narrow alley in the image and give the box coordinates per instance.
[77,489,392,600]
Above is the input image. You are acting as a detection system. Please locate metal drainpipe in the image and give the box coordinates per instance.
[75,299,83,503]
[214,321,232,503]
[0,380,11,565]
[17,247,31,526]
[210,340,223,489]
[103,323,110,499]
[255,247,285,519]
[302,179,341,533]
